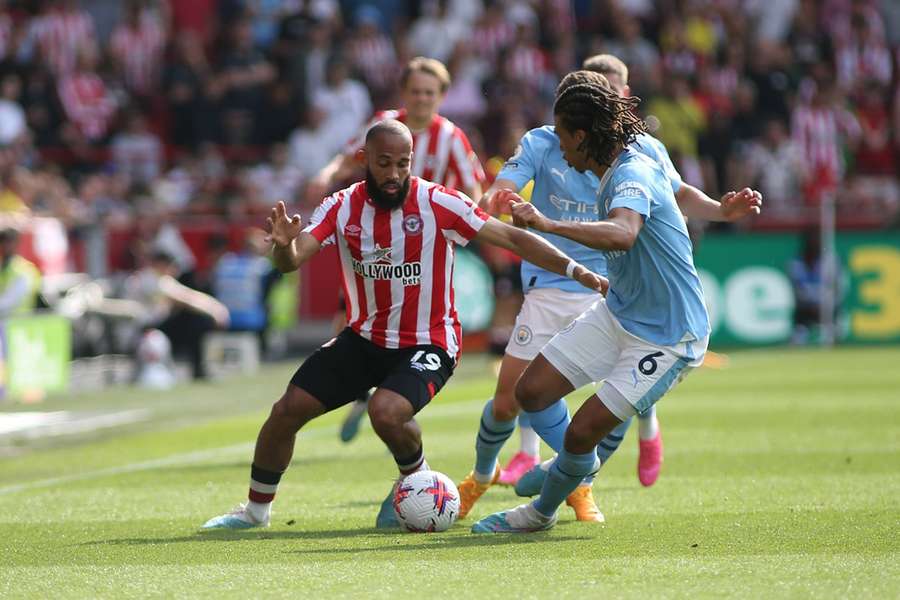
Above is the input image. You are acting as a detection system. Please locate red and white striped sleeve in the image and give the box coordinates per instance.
[430,186,489,246]
[446,127,485,192]
[302,192,343,245]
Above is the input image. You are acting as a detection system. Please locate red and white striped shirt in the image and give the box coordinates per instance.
[345,109,485,194]
[110,12,166,96]
[348,33,397,91]
[791,103,861,184]
[58,72,115,141]
[303,177,489,360]
[27,8,96,76]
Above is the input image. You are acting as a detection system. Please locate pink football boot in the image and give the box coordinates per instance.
[638,431,663,487]
[498,451,541,486]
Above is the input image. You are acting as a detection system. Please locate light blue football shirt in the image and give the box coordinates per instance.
[632,133,682,194]
[497,126,608,293]
[597,147,710,347]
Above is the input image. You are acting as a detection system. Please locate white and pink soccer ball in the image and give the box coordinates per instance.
[392,470,460,533]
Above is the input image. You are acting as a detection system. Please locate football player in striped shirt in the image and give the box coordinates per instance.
[201,119,606,530]
[311,56,487,442]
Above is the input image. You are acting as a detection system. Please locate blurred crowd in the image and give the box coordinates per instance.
[0,0,894,237]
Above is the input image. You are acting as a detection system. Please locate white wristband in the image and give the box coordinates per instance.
[565,260,579,279]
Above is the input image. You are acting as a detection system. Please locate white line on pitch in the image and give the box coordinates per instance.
[0,397,486,496]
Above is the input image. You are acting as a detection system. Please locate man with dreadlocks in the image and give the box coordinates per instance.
[457,67,761,525]
[471,74,712,533]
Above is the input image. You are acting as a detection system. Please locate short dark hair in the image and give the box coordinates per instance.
[365,119,413,145]
[556,70,610,97]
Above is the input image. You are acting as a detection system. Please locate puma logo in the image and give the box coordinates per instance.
[550,167,567,184]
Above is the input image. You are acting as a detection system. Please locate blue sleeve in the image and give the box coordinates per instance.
[660,152,682,193]
[637,134,682,194]
[608,165,653,219]
[496,128,548,190]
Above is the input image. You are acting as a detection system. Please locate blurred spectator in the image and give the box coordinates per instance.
[110,110,163,186]
[109,0,167,99]
[20,0,98,77]
[407,0,466,63]
[791,82,860,204]
[123,249,228,379]
[211,228,280,345]
[646,73,706,184]
[57,44,117,143]
[215,18,277,144]
[471,1,515,64]
[602,15,660,94]
[257,80,301,145]
[0,73,28,148]
[347,6,398,104]
[288,106,333,182]
[311,54,371,158]
[835,12,893,92]
[241,143,303,211]
[788,228,841,345]
[165,31,216,147]
[848,83,899,214]
[247,0,301,50]
[23,66,64,147]
[505,18,552,96]
[787,0,833,73]
[441,41,488,126]
[0,227,41,318]
[738,117,806,216]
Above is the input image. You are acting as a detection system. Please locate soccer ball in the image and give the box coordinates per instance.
[392,470,460,533]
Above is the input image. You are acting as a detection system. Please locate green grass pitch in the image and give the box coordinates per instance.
[1,347,898,598]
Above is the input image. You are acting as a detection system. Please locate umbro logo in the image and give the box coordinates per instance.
[345,224,361,236]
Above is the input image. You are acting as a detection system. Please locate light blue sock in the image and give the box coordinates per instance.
[523,399,569,453]
[581,417,632,485]
[474,399,516,478]
[532,448,600,516]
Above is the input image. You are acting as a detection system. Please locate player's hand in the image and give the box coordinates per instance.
[509,197,551,231]
[489,188,519,215]
[266,201,303,248]
[574,267,609,295]
[720,188,762,221]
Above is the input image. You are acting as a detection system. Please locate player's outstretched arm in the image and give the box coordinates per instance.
[266,201,322,273]
[158,277,229,328]
[475,216,608,294]
[676,185,762,222]
[508,193,643,251]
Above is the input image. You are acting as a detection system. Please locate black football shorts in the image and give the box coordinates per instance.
[290,328,454,413]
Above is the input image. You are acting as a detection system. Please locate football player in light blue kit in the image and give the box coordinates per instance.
[511,56,761,497]
[457,62,761,524]
[471,72,715,533]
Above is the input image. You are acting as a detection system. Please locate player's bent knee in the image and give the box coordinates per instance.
[367,393,411,434]
[514,374,544,412]
[270,386,323,425]
[491,391,520,421]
